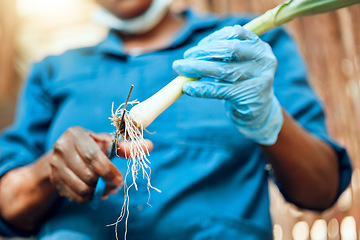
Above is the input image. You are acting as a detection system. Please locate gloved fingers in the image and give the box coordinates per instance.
[173,59,264,83]
[182,76,273,102]
[182,80,231,99]
[184,39,264,62]
[197,25,258,45]
[173,59,224,79]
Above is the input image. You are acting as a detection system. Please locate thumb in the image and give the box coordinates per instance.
[117,139,154,158]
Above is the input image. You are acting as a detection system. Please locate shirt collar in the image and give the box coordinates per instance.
[96,9,219,56]
[96,29,125,56]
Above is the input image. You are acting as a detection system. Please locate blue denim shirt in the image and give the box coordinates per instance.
[0,10,352,240]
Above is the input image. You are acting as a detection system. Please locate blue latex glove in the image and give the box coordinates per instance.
[173,25,283,145]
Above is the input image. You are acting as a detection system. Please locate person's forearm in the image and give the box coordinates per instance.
[261,111,339,211]
[0,153,59,232]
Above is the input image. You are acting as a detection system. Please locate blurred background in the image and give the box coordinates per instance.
[0,0,359,239]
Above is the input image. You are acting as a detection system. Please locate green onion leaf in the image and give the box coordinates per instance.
[245,0,360,35]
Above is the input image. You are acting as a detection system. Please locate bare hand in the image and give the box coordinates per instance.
[49,126,153,203]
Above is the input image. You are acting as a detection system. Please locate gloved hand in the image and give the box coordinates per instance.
[173,25,283,145]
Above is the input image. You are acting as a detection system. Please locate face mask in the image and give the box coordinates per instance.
[93,0,173,35]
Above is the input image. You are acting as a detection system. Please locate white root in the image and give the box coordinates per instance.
[108,100,161,240]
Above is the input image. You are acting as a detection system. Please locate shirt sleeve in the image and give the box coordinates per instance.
[0,61,54,237]
[261,27,352,207]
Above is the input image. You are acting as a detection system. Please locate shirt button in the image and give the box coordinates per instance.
[137,205,143,211]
